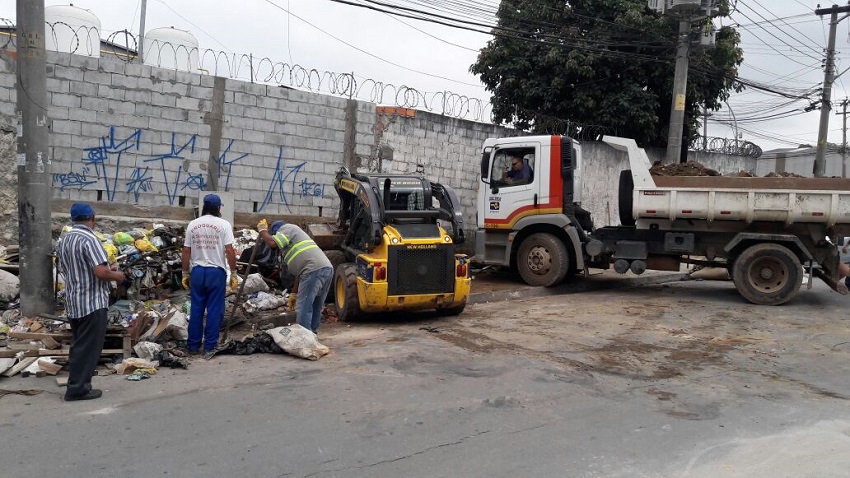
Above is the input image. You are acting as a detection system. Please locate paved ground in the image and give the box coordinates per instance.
[2,273,850,477]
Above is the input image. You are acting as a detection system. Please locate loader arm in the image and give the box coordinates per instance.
[430,181,465,244]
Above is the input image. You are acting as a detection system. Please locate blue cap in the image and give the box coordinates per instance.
[270,220,286,235]
[70,203,95,221]
[203,193,222,207]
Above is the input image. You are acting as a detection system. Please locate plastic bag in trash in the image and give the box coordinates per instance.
[216,333,283,355]
[155,350,189,369]
[266,324,330,360]
[242,273,269,294]
[114,357,159,375]
[113,232,135,246]
[126,371,151,381]
[133,340,163,360]
[244,291,287,313]
[166,311,189,341]
[135,238,159,253]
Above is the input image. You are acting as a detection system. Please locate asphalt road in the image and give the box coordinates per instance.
[2,276,850,477]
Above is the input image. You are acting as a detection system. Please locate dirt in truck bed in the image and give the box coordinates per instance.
[650,161,721,177]
[650,161,806,178]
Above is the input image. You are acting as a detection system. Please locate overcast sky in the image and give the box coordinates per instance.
[0,0,845,153]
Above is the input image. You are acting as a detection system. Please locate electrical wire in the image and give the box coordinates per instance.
[738,0,821,53]
[153,0,234,53]
[264,0,486,87]
[356,0,480,52]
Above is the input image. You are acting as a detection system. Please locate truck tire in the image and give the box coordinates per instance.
[323,250,347,303]
[732,243,802,305]
[516,233,569,287]
[618,170,636,226]
[334,263,361,321]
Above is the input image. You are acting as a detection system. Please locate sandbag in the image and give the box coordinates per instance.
[266,325,330,360]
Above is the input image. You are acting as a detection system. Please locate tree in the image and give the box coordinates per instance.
[470,0,743,146]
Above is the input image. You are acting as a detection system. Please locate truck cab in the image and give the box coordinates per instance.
[475,135,594,286]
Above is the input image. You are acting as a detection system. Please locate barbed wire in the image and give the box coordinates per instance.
[689,135,763,158]
[3,20,765,155]
[0,21,494,123]
[518,109,622,142]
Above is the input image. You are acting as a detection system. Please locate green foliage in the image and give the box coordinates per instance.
[470,0,743,146]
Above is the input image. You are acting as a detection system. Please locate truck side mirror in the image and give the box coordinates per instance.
[480,149,491,183]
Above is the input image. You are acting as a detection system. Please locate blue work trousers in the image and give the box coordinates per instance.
[296,267,333,334]
[188,266,226,352]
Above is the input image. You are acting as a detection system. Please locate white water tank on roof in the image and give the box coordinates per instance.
[143,27,199,72]
[670,0,702,11]
[44,5,101,57]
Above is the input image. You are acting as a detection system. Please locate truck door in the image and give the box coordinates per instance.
[483,144,540,229]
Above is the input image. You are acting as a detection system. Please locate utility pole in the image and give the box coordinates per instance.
[838,97,850,177]
[666,18,691,164]
[702,105,709,150]
[138,0,147,63]
[16,0,53,316]
[814,4,850,177]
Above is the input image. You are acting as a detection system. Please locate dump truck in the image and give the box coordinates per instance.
[311,167,471,319]
[475,135,850,305]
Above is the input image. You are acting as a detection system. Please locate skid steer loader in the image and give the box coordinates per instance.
[312,167,471,320]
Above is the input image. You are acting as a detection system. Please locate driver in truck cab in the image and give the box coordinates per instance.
[503,155,532,185]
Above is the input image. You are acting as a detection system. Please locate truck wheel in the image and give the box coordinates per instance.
[516,233,569,287]
[732,243,802,305]
[334,263,361,321]
[324,250,347,303]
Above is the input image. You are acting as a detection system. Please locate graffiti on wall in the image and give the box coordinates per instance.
[53,127,327,211]
[217,139,249,192]
[142,133,202,205]
[260,146,325,212]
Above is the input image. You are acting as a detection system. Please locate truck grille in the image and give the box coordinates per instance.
[388,244,454,295]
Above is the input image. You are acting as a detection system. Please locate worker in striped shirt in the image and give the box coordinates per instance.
[257,219,332,335]
[56,203,125,402]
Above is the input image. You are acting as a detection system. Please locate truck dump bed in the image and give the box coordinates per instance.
[604,136,850,227]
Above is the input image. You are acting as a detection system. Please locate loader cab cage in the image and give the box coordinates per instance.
[334,169,466,255]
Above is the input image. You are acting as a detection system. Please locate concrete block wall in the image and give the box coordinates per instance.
[0,51,376,217]
[0,49,773,244]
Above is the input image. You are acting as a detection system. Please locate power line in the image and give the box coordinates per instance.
[264,0,486,87]
[153,0,234,54]
[740,0,822,53]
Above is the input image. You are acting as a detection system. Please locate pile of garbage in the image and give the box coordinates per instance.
[54,224,185,303]
[0,219,333,380]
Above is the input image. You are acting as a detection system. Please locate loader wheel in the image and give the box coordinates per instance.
[323,250,347,303]
[334,263,361,321]
[732,243,802,305]
[516,233,569,287]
